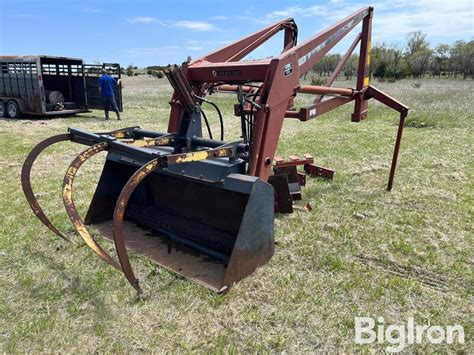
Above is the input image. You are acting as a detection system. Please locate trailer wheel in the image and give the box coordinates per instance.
[6,100,20,119]
[0,101,5,118]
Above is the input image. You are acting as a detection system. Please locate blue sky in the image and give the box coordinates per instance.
[0,0,472,67]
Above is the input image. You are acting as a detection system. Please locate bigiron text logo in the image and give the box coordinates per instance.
[354,317,465,352]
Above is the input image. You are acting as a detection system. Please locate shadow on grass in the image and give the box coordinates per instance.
[23,247,114,320]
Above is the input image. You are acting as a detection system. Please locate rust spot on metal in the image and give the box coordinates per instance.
[62,142,121,270]
[117,136,175,148]
[166,147,233,165]
[304,164,334,180]
[21,133,72,242]
[113,158,161,293]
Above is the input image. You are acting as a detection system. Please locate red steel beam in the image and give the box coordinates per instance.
[365,85,409,190]
[215,84,255,93]
[168,18,292,133]
[352,8,373,122]
[196,19,295,63]
[284,110,301,119]
[287,7,371,76]
[248,57,300,179]
[296,85,354,96]
[284,96,353,121]
[366,85,409,114]
[314,96,354,116]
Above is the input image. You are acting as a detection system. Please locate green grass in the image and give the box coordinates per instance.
[0,76,472,352]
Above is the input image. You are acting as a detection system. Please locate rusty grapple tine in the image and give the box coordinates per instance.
[113,158,161,293]
[21,133,72,242]
[63,142,122,270]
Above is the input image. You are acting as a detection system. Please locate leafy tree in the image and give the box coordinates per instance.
[373,60,387,79]
[312,54,341,76]
[450,40,474,79]
[299,30,471,80]
[403,32,431,78]
[371,44,404,79]
[407,48,432,78]
[343,54,359,80]
[433,44,450,77]
[146,65,166,71]
[405,31,429,56]
[126,64,134,77]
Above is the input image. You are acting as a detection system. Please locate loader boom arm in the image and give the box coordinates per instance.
[288,6,370,76]
[167,6,407,186]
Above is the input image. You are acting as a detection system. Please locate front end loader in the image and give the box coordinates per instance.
[22,7,409,294]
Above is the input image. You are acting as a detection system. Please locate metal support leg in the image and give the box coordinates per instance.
[387,112,406,191]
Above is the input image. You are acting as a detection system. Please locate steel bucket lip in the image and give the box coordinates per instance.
[94,219,228,292]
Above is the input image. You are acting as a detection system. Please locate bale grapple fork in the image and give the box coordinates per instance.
[22,7,408,294]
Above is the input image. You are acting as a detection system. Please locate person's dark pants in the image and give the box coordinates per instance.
[102,96,120,120]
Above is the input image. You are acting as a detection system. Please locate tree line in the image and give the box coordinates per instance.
[311,32,473,80]
[125,33,473,81]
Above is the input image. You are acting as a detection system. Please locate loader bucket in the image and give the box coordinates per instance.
[84,155,275,292]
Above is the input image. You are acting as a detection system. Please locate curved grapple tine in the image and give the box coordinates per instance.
[21,133,72,242]
[113,158,161,293]
[63,142,121,270]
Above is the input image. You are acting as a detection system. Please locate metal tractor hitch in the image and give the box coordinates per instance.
[22,7,408,294]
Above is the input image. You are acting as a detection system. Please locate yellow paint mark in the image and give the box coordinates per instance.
[63,181,73,199]
[119,138,134,144]
[131,139,153,147]
[363,77,369,87]
[114,132,127,139]
[146,161,158,170]
[129,138,169,148]
[214,149,229,157]
[66,166,77,177]
[156,138,171,146]
[367,41,371,65]
[175,150,209,163]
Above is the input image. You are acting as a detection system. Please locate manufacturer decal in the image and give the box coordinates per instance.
[212,69,242,77]
[283,63,293,76]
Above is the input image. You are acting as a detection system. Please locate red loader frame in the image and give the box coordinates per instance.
[168,6,408,190]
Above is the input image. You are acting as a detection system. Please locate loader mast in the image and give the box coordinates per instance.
[167,6,407,183]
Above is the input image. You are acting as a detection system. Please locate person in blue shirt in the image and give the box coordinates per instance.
[98,69,121,120]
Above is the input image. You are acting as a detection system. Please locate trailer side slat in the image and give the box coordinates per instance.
[1,55,119,116]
